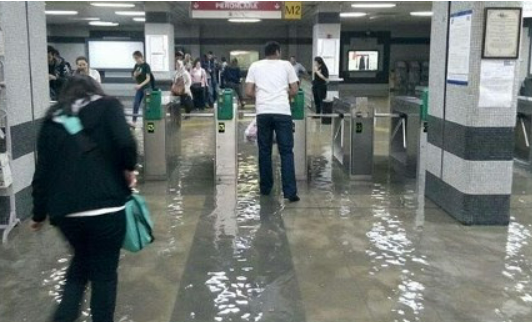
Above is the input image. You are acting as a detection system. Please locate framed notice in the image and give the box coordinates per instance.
[482,8,522,59]
[447,10,473,86]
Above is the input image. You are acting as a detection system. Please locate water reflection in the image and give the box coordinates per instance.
[169,136,305,321]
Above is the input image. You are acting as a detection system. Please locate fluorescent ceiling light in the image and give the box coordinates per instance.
[45,10,78,15]
[410,11,433,17]
[115,11,145,16]
[69,17,100,21]
[228,18,261,23]
[352,3,396,9]
[90,2,135,8]
[89,21,119,26]
[133,17,145,22]
[340,12,367,18]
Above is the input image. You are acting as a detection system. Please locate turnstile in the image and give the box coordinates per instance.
[332,97,374,180]
[515,97,532,165]
[215,89,238,181]
[144,90,168,180]
[389,96,423,178]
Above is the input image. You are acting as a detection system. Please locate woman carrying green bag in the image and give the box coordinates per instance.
[30,75,138,322]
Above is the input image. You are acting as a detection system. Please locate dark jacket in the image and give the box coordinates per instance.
[223,66,241,84]
[32,97,137,224]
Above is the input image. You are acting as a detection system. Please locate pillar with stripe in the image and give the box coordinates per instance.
[426,2,523,225]
[0,1,48,221]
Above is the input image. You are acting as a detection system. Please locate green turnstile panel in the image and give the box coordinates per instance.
[291,89,305,120]
[144,90,163,121]
[421,88,428,122]
[218,88,234,120]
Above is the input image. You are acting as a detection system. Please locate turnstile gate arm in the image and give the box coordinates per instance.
[520,117,530,148]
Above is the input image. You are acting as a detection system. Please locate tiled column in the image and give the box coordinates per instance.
[0,1,48,220]
[312,3,341,98]
[145,2,175,80]
[426,2,523,225]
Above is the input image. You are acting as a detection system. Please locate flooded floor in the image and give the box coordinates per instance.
[2,103,532,322]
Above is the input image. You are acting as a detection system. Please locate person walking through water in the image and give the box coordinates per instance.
[30,75,137,322]
[245,41,300,202]
[131,51,152,124]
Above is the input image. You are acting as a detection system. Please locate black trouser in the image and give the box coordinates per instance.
[312,84,327,114]
[180,94,193,113]
[53,211,126,322]
[191,84,205,110]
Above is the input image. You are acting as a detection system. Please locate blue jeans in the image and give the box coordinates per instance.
[132,89,144,123]
[257,114,297,198]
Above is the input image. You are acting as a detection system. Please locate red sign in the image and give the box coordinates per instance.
[191,1,283,19]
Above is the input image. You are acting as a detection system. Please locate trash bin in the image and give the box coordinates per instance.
[322,99,333,124]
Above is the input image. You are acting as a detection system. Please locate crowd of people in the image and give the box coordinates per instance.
[172,50,246,113]
[47,45,328,121]
[48,46,102,101]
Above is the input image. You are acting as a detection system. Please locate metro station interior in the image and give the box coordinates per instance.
[1,1,532,321]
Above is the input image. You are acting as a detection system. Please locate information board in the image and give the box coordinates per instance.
[447,10,472,86]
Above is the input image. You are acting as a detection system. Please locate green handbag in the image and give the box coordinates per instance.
[123,193,154,252]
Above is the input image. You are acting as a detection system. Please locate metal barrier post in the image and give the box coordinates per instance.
[349,97,374,180]
[292,89,307,181]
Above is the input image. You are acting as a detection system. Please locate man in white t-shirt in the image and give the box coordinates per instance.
[245,41,300,202]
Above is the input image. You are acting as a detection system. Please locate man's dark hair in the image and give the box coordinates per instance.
[264,42,281,57]
[133,51,143,58]
[75,56,88,64]
[208,51,213,55]
[47,45,55,54]
[290,56,296,59]
[176,51,184,59]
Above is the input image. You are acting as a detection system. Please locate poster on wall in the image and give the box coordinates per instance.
[146,35,168,72]
[447,10,472,85]
[478,60,515,108]
[348,51,379,71]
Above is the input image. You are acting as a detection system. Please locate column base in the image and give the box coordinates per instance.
[425,171,510,226]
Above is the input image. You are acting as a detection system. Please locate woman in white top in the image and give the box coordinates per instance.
[190,58,208,110]
[75,56,101,83]
[173,59,193,113]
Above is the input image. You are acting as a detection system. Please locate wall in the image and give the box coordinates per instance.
[0,2,48,221]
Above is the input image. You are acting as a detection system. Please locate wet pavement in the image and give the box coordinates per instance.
[2,100,532,322]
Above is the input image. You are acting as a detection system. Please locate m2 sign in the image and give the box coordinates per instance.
[284,1,302,20]
[191,1,283,19]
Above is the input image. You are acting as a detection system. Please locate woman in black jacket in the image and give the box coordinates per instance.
[312,56,329,114]
[30,75,137,322]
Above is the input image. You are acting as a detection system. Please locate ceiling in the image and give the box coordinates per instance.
[45,1,433,29]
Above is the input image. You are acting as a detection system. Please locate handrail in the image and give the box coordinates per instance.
[375,113,401,118]
[519,116,530,148]
[306,113,343,118]
[185,113,215,117]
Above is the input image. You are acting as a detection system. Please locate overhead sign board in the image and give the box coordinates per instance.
[191,1,283,19]
[284,1,302,20]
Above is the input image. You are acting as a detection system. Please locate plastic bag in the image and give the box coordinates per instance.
[245,119,257,142]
